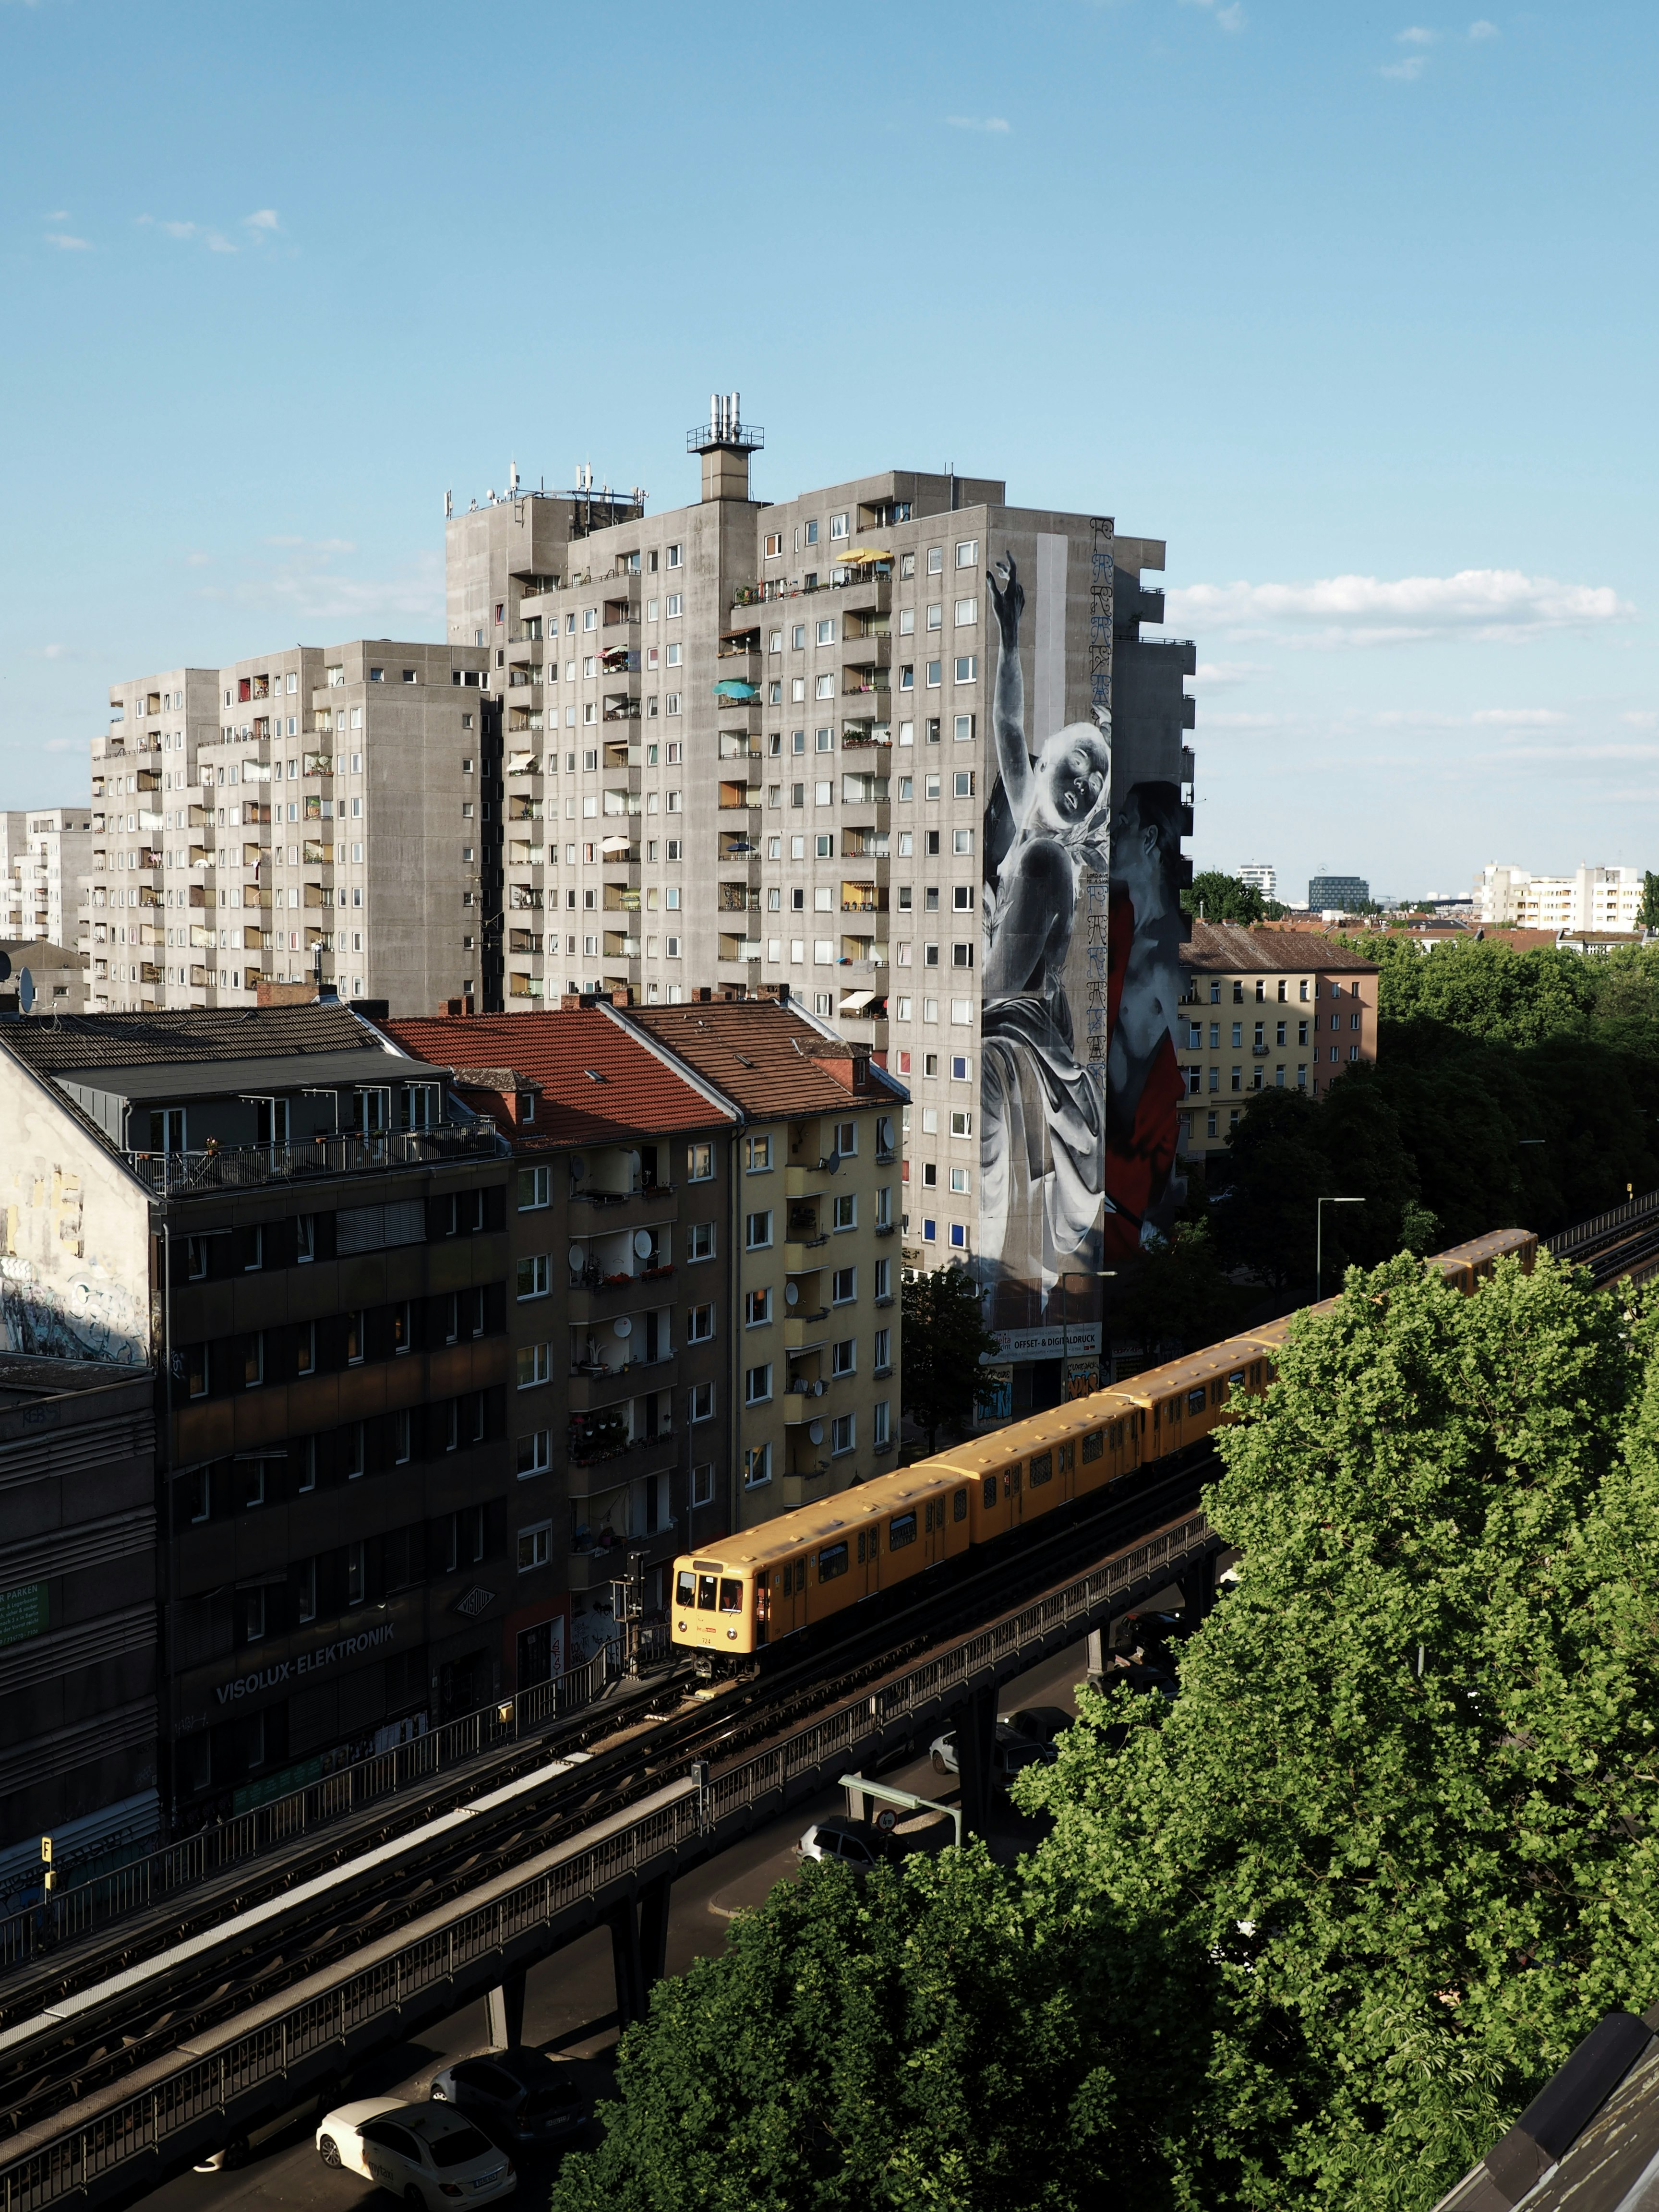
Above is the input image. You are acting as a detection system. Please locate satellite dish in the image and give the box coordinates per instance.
[632,1229,653,1258]
[811,1379,826,1398]
[18,969,34,1015]
[568,1244,586,1273]
[613,1316,632,1337]
[785,1282,799,1307]
[809,1420,825,1444]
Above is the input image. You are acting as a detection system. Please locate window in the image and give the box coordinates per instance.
[666,545,683,570]
[926,661,942,689]
[242,1332,265,1388]
[953,714,975,745]
[831,1337,856,1376]
[690,1381,715,1421]
[518,1164,550,1210]
[517,1522,552,1572]
[954,598,978,627]
[955,539,979,568]
[746,1133,772,1171]
[745,1287,771,1326]
[953,656,978,684]
[875,1257,892,1298]
[952,942,974,968]
[689,1302,715,1342]
[345,1311,365,1365]
[745,1362,773,1405]
[746,1209,773,1249]
[832,1265,856,1303]
[831,1412,855,1454]
[517,1342,551,1389]
[517,1253,550,1300]
[688,1221,715,1262]
[692,1462,715,1506]
[832,1193,857,1230]
[295,1320,315,1377]
[950,1166,971,1193]
[745,1443,772,1488]
[517,1430,552,1478]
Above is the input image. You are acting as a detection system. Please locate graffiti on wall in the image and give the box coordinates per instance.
[0,1102,150,1363]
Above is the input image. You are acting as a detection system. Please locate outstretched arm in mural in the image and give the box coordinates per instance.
[988,556,1029,824]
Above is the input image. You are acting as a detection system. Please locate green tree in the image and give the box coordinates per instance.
[1021,1253,1659,2211]
[1184,870,1266,926]
[1210,1090,1337,1288]
[1118,1217,1250,1351]
[900,1263,1001,1452]
[1641,869,1659,932]
[547,1849,1143,2212]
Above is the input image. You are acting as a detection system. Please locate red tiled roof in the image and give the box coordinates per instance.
[1183,921,1378,974]
[626,998,905,1119]
[379,1010,731,1149]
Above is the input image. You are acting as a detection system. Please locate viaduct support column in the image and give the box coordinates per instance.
[954,1683,998,1836]
[485,1971,526,2051]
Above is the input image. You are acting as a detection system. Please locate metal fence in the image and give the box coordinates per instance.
[122,1123,502,1198]
[0,1509,1211,2212]
[0,1642,619,1972]
[1546,1187,1659,1260]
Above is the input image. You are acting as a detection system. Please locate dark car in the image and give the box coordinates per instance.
[929,1723,1058,1784]
[1003,1706,1075,1745]
[797,1814,891,1869]
[429,2049,587,2146]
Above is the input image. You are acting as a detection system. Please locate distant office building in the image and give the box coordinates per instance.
[1308,874,1370,913]
[1473,862,1644,933]
[1237,861,1276,898]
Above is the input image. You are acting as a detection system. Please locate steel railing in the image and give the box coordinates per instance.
[123,1123,502,1197]
[0,1641,621,1972]
[1546,1188,1659,1259]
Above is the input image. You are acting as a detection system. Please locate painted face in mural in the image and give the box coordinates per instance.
[1032,727,1110,841]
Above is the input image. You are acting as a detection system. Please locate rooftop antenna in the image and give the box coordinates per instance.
[444,489,453,519]
[509,459,519,495]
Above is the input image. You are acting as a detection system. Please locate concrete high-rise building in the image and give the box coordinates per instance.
[1473,862,1645,933]
[445,405,1195,1421]
[88,644,490,1016]
[8,805,95,961]
[1237,860,1276,899]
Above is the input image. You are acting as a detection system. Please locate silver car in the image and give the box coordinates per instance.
[315,2096,516,2207]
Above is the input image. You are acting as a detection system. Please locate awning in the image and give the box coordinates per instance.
[840,549,891,565]
[713,680,759,699]
[721,622,763,640]
[839,990,878,1013]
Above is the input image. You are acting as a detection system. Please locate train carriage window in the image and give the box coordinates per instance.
[1058,1442,1073,1473]
[676,1568,697,1609]
[1249,1362,1262,1388]
[982,1477,997,1508]
[817,1542,849,1582]
[795,1559,807,1592]
[955,1487,968,1520]
[1082,1430,1104,1461]
[857,1530,868,1563]
[697,1575,718,1611]
[1003,1464,1022,1496]
[889,1511,918,1549]
[1228,1370,1245,1392]
[1187,1388,1206,1415]
[719,1579,744,1614]
[1029,1451,1053,1485]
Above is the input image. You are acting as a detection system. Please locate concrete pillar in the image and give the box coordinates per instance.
[638,1875,672,1992]
[485,1971,525,2052]
[607,1901,646,2030]
[1185,1549,1218,1629]
[1085,1627,1107,1691]
[954,1684,998,1835]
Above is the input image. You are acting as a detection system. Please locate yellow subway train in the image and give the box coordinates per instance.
[671,1227,1538,1663]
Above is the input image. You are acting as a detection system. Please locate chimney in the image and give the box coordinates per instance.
[561,993,583,1010]
[611,987,631,1007]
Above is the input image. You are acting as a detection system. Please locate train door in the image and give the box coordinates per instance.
[1003,1458,1024,1530]
[923,1491,948,1564]
[855,1519,881,1597]
[768,1557,803,1642]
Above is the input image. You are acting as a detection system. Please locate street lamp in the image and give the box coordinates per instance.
[1315,1197,1365,1304]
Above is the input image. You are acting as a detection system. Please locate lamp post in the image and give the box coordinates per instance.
[1315,1197,1365,1304]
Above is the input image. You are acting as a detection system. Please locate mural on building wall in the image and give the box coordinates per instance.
[980,555,1113,1325]
[0,1099,150,1363]
[1101,777,1188,1262]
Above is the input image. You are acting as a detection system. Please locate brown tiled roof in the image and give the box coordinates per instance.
[1477,927,1560,951]
[380,1010,731,1149]
[0,1002,378,1074]
[1183,921,1378,975]
[625,999,905,1120]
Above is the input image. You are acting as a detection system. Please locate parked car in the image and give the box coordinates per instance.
[315,2097,515,2207]
[929,1724,1058,1784]
[429,2048,587,2146]
[1002,1706,1075,1745]
[797,1813,891,1869]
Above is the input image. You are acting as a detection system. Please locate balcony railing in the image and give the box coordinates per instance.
[124,1121,501,1197]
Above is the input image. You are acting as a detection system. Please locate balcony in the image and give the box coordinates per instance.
[509,793,545,823]
[121,1120,500,1198]
[718,782,759,812]
[508,973,546,1000]
[567,1354,678,1411]
[732,566,892,608]
[784,1240,827,1273]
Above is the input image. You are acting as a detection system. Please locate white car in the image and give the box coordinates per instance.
[316,2097,516,2207]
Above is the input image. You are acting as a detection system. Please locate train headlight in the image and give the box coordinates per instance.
[676,1621,687,1632]
[727,1629,738,1639]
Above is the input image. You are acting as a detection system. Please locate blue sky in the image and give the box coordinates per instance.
[2,0,1653,901]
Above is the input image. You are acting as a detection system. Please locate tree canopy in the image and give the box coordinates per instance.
[900,1262,1002,1452]
[1183,870,1289,926]
[551,1255,1659,2212]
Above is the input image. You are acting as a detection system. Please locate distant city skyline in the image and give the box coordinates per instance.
[2,1,1653,896]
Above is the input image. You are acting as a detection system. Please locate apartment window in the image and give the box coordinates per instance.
[517,1430,552,1478]
[690,1381,715,1422]
[745,1443,772,1488]
[692,1462,715,1506]
[517,1342,551,1389]
[666,545,683,570]
[955,539,979,568]
[687,1221,715,1261]
[832,1193,857,1230]
[926,661,942,689]
[517,1522,552,1573]
[344,1311,365,1366]
[746,1209,773,1250]
[952,942,974,968]
[832,1265,856,1303]
[517,1253,551,1300]
[747,1133,772,1171]
[518,1164,551,1209]
[745,1287,771,1326]
[745,1363,773,1405]
[831,1412,855,1455]
[950,1109,973,1137]
[689,1302,715,1342]
[345,1421,366,1478]
[950,1166,971,1193]
[295,1320,316,1378]
[830,1338,856,1379]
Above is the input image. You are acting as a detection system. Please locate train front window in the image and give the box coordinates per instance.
[719,1579,744,1614]
[697,1575,718,1611]
[675,1569,697,1609]
[954,1488,968,1520]
[982,1477,996,1507]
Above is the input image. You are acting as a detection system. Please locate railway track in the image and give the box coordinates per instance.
[0,1455,1209,2143]
[1547,1190,1659,1289]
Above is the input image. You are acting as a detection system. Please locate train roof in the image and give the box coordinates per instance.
[1432,1227,1533,1266]
[682,1458,967,1575]
[1111,1340,1262,1407]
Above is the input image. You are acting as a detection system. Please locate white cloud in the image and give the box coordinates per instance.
[1180,0,1247,27]
[143,216,237,252]
[1191,659,1272,687]
[200,541,442,627]
[1622,710,1658,728]
[45,208,68,220]
[1382,53,1429,78]
[1398,24,1440,42]
[45,232,90,251]
[1469,708,1567,726]
[946,115,1010,133]
[244,208,280,231]
[1166,568,1635,647]
[1468,18,1499,37]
